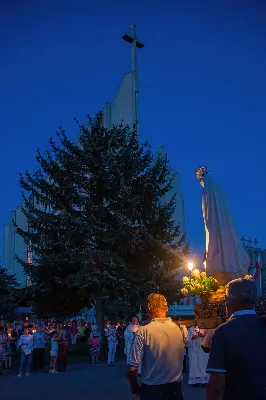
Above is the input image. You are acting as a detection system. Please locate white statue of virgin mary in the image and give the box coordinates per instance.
[196,166,250,284]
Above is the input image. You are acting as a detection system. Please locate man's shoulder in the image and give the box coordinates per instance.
[136,319,178,335]
[215,314,265,335]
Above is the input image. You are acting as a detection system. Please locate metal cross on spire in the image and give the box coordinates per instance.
[122,25,144,136]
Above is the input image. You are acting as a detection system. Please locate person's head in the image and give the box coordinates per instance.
[116,322,120,327]
[24,327,30,335]
[225,278,258,317]
[131,316,139,326]
[61,331,67,339]
[91,324,98,333]
[147,293,168,319]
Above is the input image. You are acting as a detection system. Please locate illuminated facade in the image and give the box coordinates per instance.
[3,203,28,287]
[103,26,185,238]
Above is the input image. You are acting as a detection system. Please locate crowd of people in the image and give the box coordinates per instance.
[0,320,89,376]
[1,278,266,400]
[0,317,144,377]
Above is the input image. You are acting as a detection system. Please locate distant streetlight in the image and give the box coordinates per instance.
[188,262,194,271]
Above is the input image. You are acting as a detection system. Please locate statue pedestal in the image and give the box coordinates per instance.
[194,301,226,329]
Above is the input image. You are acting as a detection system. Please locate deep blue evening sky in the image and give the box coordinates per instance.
[1,0,266,259]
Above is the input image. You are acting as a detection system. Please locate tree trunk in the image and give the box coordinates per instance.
[95,297,105,338]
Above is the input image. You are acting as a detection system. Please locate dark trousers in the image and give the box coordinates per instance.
[183,355,187,373]
[140,381,183,400]
[58,354,67,371]
[33,348,45,371]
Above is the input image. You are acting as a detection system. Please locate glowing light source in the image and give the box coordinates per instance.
[188,262,194,271]
[203,261,207,269]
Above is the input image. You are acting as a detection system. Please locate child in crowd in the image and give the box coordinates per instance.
[58,331,69,372]
[105,321,118,366]
[89,325,101,364]
[6,327,16,369]
[49,331,58,373]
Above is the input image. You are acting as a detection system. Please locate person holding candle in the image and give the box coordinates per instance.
[6,327,16,369]
[105,321,118,366]
[58,331,69,372]
[17,326,33,377]
[49,331,59,373]
[187,323,209,387]
[32,326,46,372]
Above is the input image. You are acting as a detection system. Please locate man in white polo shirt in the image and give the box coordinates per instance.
[127,293,184,399]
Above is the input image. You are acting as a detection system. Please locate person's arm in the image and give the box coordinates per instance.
[201,329,215,353]
[17,335,22,347]
[206,327,227,400]
[207,373,226,400]
[201,345,210,353]
[127,333,144,395]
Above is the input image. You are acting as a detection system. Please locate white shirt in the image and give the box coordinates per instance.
[18,334,33,354]
[129,318,184,385]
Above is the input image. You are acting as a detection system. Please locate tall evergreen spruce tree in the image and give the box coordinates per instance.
[0,266,19,319]
[16,113,187,323]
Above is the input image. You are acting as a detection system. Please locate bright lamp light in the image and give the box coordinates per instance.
[188,262,194,271]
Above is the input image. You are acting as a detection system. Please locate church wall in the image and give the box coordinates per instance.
[3,204,28,287]
[104,72,134,129]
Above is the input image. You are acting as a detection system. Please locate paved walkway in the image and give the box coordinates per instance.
[1,362,206,400]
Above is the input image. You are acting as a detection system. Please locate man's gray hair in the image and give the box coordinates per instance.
[226,278,258,306]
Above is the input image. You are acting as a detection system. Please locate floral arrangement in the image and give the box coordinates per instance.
[181,269,219,299]
[209,286,226,302]
[209,275,254,303]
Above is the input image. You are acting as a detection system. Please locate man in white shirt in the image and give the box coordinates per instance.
[17,327,33,377]
[127,293,184,399]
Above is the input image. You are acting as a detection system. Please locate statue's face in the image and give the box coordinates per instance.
[195,168,203,179]
[195,166,208,179]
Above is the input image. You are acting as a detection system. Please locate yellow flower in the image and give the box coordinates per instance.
[191,269,201,278]
[245,275,253,280]
[181,288,188,295]
[201,271,206,278]
[194,283,200,289]
[182,276,189,283]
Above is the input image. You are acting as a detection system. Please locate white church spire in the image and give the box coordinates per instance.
[104,26,144,135]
